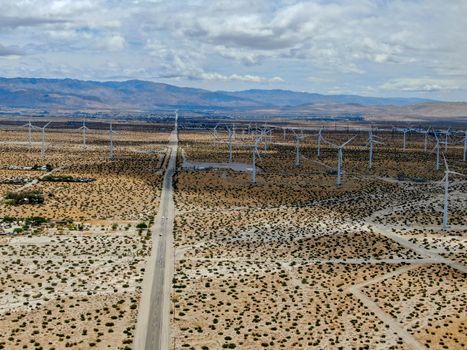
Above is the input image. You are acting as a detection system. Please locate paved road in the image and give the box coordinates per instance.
[134,115,178,350]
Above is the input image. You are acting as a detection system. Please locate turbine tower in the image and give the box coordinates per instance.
[292,130,305,166]
[316,127,323,158]
[260,127,271,151]
[463,130,467,162]
[251,140,260,184]
[213,123,219,137]
[442,128,451,152]
[226,125,234,163]
[367,128,383,170]
[242,136,262,184]
[78,119,90,147]
[433,133,441,170]
[397,128,411,151]
[39,122,51,159]
[21,120,34,148]
[418,127,431,152]
[108,122,117,160]
[323,136,356,186]
[441,156,465,230]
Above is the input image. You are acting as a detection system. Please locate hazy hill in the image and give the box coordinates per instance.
[222,89,433,107]
[0,77,436,110]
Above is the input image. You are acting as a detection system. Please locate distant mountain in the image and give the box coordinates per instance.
[221,89,433,107]
[0,77,437,111]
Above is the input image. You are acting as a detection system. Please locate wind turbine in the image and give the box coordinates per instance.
[397,127,411,151]
[39,122,51,159]
[259,127,272,151]
[21,120,34,148]
[250,137,262,184]
[108,122,117,160]
[78,119,90,147]
[441,156,465,230]
[418,127,431,152]
[315,126,324,158]
[292,129,306,166]
[213,123,220,138]
[226,125,234,163]
[441,128,451,152]
[462,130,467,162]
[367,128,384,169]
[323,136,356,186]
[433,132,441,171]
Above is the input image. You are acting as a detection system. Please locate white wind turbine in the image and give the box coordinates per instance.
[108,122,117,160]
[367,128,384,170]
[397,127,411,151]
[462,130,467,162]
[259,127,272,151]
[213,123,220,138]
[315,126,324,158]
[38,122,51,159]
[250,137,262,184]
[432,132,441,171]
[240,135,262,184]
[292,129,306,166]
[78,119,90,147]
[441,156,465,230]
[226,125,234,163]
[418,127,431,152]
[441,128,451,152]
[21,120,34,148]
[323,136,356,186]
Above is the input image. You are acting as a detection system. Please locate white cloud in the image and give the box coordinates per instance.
[103,35,126,51]
[200,72,283,83]
[380,78,462,92]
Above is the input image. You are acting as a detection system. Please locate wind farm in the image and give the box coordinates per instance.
[0,112,465,350]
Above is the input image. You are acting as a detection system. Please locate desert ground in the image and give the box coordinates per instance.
[0,120,169,350]
[170,126,466,350]
[0,119,465,350]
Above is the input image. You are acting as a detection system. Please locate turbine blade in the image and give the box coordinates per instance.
[341,135,356,147]
[448,171,466,177]
[321,138,338,148]
[443,154,449,171]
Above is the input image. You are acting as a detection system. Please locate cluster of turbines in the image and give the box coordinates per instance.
[212,123,466,181]
[2,118,465,231]
[211,123,466,230]
[19,120,117,160]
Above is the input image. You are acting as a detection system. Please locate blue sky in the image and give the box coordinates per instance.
[0,0,466,101]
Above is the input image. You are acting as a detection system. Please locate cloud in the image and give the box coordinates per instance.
[0,16,69,29]
[199,72,283,83]
[380,78,462,92]
[103,35,126,51]
[0,44,21,56]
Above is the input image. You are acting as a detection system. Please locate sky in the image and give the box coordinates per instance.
[0,0,466,101]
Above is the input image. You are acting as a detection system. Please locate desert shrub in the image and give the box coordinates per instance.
[5,190,45,205]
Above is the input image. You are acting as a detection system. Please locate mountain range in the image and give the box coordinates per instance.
[0,77,466,123]
[0,77,435,109]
